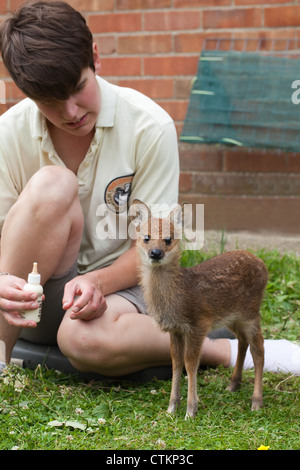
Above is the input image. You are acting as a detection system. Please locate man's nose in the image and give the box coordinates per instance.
[61,97,78,120]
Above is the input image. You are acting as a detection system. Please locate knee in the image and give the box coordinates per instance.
[23,167,79,210]
[18,166,80,222]
[57,319,115,375]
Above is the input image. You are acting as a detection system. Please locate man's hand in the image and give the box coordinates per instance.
[0,275,40,327]
[62,272,107,321]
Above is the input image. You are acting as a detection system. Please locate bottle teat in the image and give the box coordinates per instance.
[27,262,41,284]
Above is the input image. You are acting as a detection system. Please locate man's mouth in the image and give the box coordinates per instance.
[66,113,88,128]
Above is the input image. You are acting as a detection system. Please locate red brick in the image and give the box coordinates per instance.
[118,78,174,99]
[117,0,171,8]
[179,194,300,234]
[236,0,289,4]
[0,60,10,79]
[144,11,200,31]
[100,57,141,76]
[94,36,116,55]
[117,34,172,54]
[179,172,193,193]
[0,103,9,116]
[175,32,233,53]
[224,149,300,173]
[0,0,7,14]
[203,7,261,29]
[6,81,25,101]
[8,0,24,11]
[265,6,300,27]
[158,100,188,121]
[179,144,223,172]
[226,30,297,52]
[67,0,114,11]
[88,13,141,33]
[174,33,205,53]
[174,0,230,6]
[193,172,300,196]
[174,78,193,99]
[144,56,198,76]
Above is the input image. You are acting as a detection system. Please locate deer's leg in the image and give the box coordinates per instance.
[249,328,264,410]
[167,331,184,414]
[227,332,248,392]
[184,333,204,419]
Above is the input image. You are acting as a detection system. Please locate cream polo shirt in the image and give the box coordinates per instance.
[0,76,179,273]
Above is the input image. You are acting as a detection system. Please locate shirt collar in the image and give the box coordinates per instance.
[95,75,116,128]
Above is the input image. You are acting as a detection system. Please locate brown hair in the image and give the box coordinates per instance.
[0,1,95,101]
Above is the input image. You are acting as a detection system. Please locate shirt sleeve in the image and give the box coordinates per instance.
[0,148,19,233]
[129,119,180,214]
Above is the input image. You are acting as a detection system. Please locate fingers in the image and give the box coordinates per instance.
[2,311,38,328]
[0,292,39,311]
[63,276,107,321]
[0,275,40,328]
[70,294,107,321]
[70,287,107,320]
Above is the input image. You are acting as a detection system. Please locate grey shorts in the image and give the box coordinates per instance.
[20,263,148,346]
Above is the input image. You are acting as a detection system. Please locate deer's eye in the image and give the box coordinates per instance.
[165,237,172,246]
[144,235,151,244]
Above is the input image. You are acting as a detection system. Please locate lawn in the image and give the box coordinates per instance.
[0,248,299,451]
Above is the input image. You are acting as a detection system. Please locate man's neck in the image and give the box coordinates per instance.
[47,120,95,173]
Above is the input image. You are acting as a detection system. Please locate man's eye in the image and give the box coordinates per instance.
[76,80,86,93]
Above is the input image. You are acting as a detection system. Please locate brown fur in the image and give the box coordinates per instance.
[132,200,268,418]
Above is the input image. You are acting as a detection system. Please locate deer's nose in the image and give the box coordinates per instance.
[149,249,164,260]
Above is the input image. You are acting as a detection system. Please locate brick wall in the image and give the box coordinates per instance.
[180,145,300,234]
[1,0,300,234]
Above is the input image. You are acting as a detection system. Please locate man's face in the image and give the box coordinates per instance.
[34,66,101,137]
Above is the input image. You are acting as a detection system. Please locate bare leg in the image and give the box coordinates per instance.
[0,166,83,362]
[1,167,83,280]
[200,337,231,368]
[59,308,235,377]
[58,294,172,376]
[0,321,20,363]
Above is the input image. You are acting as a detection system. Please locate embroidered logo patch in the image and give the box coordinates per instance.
[105,174,134,213]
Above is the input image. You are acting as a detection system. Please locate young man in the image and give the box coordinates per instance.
[0,0,183,376]
[0,1,299,378]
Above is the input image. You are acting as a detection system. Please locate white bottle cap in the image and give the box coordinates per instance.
[27,262,41,284]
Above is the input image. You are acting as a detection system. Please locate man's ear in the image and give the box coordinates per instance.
[92,42,101,74]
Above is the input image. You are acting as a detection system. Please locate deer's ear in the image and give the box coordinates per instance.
[129,199,151,226]
[168,204,183,229]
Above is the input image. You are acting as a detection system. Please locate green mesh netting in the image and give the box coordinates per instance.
[180,50,300,152]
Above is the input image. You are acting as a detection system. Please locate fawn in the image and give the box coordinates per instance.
[131,200,268,419]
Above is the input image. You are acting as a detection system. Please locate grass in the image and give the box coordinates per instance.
[0,247,299,451]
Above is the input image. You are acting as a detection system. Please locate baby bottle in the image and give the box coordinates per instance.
[21,262,43,322]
